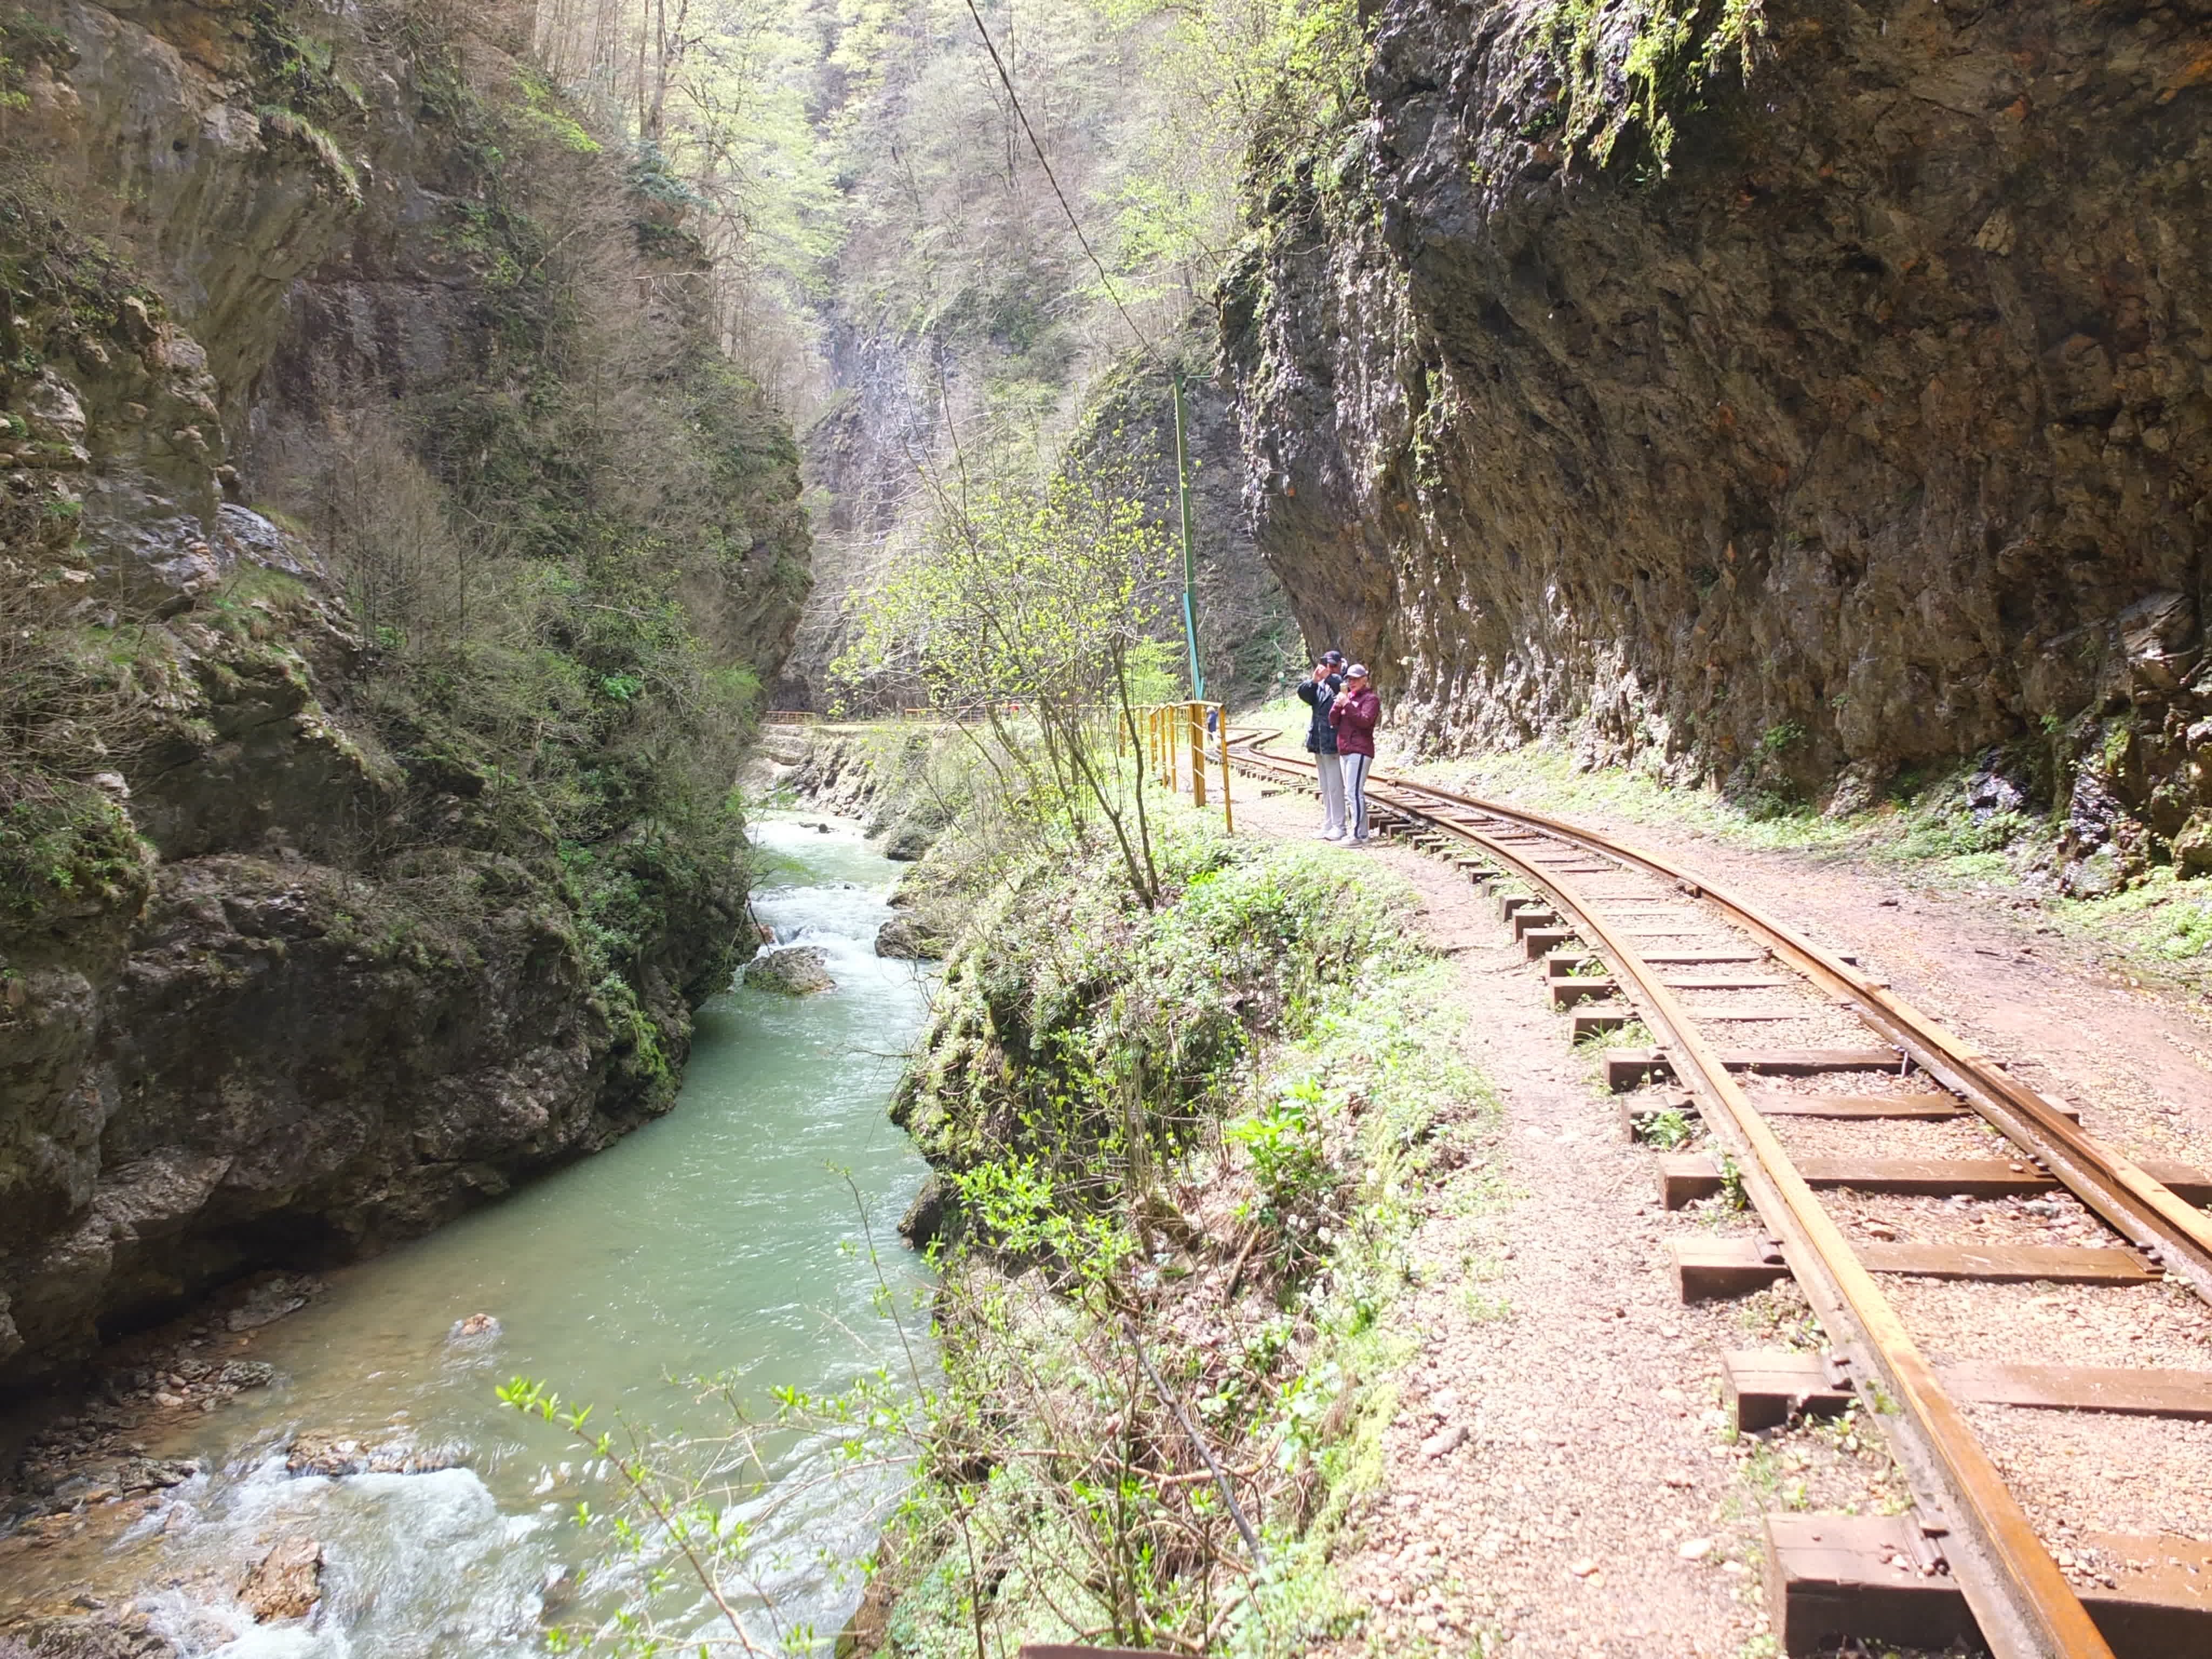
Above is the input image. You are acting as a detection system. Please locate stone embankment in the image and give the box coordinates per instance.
[781,726,963,873]
[1225,0,2212,893]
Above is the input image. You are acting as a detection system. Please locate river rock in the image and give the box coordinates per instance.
[744,946,836,995]
[879,822,933,862]
[2174,813,2212,879]
[285,1432,458,1477]
[873,915,942,961]
[240,1536,323,1622]
[898,1173,949,1249]
[224,1274,325,1333]
[4,1614,176,1658]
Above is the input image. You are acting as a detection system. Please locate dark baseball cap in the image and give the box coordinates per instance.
[1320,650,1345,666]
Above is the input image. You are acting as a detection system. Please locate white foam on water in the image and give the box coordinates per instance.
[138,1460,555,1658]
[66,808,933,1658]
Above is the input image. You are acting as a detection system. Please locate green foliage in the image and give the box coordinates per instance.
[1225,1077,1331,1222]
[517,68,603,154]
[0,10,74,112]
[839,447,1176,902]
[872,822,1485,1655]
[1642,1105,1697,1150]
[245,1,356,122]
[1233,0,1375,194]
[1758,719,1806,757]
[254,105,364,204]
[1537,0,1768,177]
[0,787,147,930]
[1717,1151,1748,1210]
[0,176,167,345]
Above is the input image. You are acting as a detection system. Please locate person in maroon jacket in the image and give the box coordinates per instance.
[1327,663,1380,842]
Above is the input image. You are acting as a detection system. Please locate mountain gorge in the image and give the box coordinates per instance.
[765,0,1304,710]
[2,0,2207,1433]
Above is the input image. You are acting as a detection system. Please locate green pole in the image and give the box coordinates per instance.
[1171,367,1204,703]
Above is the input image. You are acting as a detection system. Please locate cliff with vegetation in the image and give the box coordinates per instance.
[1223,0,2212,893]
[0,0,807,1385]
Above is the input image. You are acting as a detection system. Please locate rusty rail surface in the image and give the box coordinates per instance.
[1222,726,2198,1659]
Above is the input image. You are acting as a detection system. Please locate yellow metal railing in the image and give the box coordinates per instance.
[1132,702,1233,833]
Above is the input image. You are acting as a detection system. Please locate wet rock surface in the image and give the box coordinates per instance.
[3,1613,177,1659]
[873,915,942,961]
[1224,0,2212,884]
[281,1429,463,1479]
[744,946,837,996]
[238,1537,322,1622]
[896,1171,948,1249]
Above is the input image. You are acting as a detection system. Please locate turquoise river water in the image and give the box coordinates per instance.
[46,815,937,1657]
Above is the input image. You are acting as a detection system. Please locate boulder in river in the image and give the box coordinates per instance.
[2,1612,176,1657]
[285,1432,458,1477]
[873,915,943,961]
[744,946,836,995]
[224,1274,326,1333]
[241,1536,323,1622]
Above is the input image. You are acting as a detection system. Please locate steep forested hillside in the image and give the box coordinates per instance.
[532,0,1316,707]
[0,0,806,1383]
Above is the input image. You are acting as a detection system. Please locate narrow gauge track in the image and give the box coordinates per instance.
[1224,728,2212,1659]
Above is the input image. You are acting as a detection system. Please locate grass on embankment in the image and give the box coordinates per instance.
[858,800,1499,1658]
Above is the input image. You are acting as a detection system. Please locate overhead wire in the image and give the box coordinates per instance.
[956,0,1166,370]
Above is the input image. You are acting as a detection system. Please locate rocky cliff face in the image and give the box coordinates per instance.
[1224,0,2212,888]
[787,313,1301,714]
[1072,354,1303,704]
[0,0,808,1385]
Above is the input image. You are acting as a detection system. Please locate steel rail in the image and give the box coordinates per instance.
[1398,770,2212,1307]
[1224,730,2131,1658]
[1229,730,2212,1301]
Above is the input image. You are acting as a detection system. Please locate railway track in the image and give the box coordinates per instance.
[1224,728,2212,1659]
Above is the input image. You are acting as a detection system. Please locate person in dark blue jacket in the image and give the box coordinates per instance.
[1295,650,1346,839]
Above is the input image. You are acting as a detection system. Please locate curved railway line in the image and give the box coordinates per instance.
[1224,727,2212,1659]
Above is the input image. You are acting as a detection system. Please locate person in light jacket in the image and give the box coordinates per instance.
[1327,663,1380,842]
[1294,650,1346,839]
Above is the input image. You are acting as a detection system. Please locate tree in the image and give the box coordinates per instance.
[842,448,1177,906]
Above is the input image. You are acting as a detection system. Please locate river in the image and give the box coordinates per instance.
[15,814,936,1657]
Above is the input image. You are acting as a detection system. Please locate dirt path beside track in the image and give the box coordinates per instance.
[1232,785,1818,1656]
[1226,763,2212,1657]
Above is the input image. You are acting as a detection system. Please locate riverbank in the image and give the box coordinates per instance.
[832,743,1915,1656]
[0,815,932,1657]
[796,737,1489,1654]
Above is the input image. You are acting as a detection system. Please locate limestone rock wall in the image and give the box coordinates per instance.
[1223,0,2212,886]
[0,0,807,1384]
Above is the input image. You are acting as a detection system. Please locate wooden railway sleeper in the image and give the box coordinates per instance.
[1216,735,2123,1659]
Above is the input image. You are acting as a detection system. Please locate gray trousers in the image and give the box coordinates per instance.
[1314,751,1345,833]
[1342,752,1372,838]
